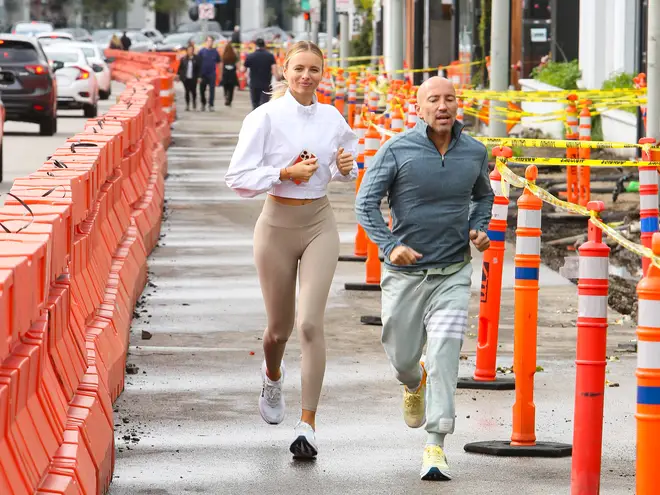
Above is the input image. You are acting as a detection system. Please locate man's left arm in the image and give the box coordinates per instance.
[468,149,494,232]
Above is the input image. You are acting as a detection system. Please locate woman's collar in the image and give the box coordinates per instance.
[284,88,318,115]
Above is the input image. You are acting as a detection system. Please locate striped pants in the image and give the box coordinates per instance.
[380,262,473,438]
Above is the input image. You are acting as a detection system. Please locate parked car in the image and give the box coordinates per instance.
[10,21,54,37]
[63,41,112,100]
[176,21,222,33]
[141,28,164,44]
[58,27,93,42]
[43,45,99,118]
[124,31,157,52]
[36,31,74,46]
[0,35,57,135]
[155,31,227,53]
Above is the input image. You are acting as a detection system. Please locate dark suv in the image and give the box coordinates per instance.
[0,35,57,135]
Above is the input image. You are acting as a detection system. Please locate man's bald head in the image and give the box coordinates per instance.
[415,76,458,136]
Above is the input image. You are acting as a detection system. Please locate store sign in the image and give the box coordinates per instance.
[530,27,548,43]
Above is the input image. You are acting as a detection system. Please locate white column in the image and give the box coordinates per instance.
[382,0,390,73]
[241,0,265,31]
[579,0,607,89]
[386,0,404,80]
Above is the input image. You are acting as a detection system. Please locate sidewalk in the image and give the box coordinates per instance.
[109,86,638,494]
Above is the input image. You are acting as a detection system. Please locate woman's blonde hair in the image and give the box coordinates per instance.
[270,41,324,100]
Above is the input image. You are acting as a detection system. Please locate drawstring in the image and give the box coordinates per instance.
[413,271,430,292]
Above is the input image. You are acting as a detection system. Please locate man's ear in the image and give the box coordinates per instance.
[415,102,421,116]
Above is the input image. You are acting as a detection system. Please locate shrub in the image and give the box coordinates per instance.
[530,59,581,90]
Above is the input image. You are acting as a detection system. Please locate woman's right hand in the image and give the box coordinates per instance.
[285,157,319,182]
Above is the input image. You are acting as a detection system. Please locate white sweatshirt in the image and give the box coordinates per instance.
[224,89,359,199]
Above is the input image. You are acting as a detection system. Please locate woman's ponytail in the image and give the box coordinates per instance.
[270,78,289,100]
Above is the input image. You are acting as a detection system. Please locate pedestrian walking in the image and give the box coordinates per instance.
[120,31,131,51]
[224,41,358,459]
[243,38,278,109]
[354,76,494,481]
[109,34,122,50]
[178,45,201,111]
[219,42,239,107]
[198,36,221,111]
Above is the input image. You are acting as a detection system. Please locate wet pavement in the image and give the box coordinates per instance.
[109,87,639,494]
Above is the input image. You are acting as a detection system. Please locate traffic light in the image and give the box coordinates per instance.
[303,11,310,21]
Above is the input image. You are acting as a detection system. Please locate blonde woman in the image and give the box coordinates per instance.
[225,41,357,458]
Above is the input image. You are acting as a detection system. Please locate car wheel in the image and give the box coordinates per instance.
[99,90,110,100]
[84,104,98,118]
[39,116,56,136]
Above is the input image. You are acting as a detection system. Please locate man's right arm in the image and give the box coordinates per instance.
[355,146,402,259]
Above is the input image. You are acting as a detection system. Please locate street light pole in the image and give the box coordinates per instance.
[489,0,510,137]
[647,0,660,141]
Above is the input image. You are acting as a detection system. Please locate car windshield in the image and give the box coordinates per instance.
[80,47,96,58]
[92,30,115,42]
[46,51,80,63]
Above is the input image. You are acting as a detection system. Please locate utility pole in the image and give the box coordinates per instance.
[489,0,510,137]
[339,12,349,70]
[648,0,660,142]
[311,0,320,44]
[387,0,404,80]
[326,0,336,66]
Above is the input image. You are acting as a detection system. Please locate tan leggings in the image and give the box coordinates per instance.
[253,195,340,411]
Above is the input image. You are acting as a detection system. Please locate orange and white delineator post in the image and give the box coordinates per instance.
[578,101,592,206]
[464,165,572,457]
[458,147,514,391]
[570,200,609,494]
[636,233,660,495]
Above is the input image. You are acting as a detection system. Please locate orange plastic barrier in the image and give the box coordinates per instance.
[0,51,172,494]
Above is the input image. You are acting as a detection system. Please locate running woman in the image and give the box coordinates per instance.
[224,41,358,458]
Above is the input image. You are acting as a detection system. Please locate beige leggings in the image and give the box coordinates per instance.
[253,195,340,411]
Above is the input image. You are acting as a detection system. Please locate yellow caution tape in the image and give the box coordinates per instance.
[507,156,660,168]
[495,157,660,269]
[475,137,659,151]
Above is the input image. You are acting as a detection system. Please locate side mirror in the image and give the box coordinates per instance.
[52,60,64,71]
[105,56,116,63]
[92,64,103,73]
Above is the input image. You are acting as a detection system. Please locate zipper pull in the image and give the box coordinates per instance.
[441,154,445,167]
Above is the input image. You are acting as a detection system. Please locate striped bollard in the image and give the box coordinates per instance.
[639,138,658,275]
[578,102,592,206]
[407,98,417,128]
[339,112,369,263]
[565,94,579,204]
[457,98,464,124]
[458,147,514,391]
[571,200,609,494]
[636,232,660,494]
[464,165,572,457]
[347,74,357,128]
[345,122,383,292]
[334,70,346,117]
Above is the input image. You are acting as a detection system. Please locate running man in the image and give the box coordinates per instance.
[354,76,493,480]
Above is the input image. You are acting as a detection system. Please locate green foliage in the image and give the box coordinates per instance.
[601,71,637,114]
[145,0,189,11]
[350,0,373,63]
[530,59,581,90]
[82,0,127,16]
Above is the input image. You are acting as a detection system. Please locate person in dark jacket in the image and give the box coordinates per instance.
[220,42,239,107]
[178,45,201,111]
[243,38,278,109]
[198,36,222,111]
[120,31,131,51]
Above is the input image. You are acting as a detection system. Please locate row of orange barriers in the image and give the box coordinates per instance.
[0,51,174,494]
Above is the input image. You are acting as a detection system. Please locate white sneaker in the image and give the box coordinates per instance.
[259,361,285,424]
[289,421,318,459]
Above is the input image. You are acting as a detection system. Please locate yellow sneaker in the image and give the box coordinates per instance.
[402,360,427,428]
[420,445,452,481]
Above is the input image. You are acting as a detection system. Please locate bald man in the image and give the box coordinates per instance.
[355,77,493,481]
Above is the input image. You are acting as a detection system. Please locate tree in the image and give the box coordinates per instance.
[144,0,189,13]
[350,0,373,61]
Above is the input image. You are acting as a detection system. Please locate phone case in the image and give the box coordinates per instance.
[291,150,317,185]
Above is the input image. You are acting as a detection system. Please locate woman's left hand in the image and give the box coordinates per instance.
[336,147,354,176]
